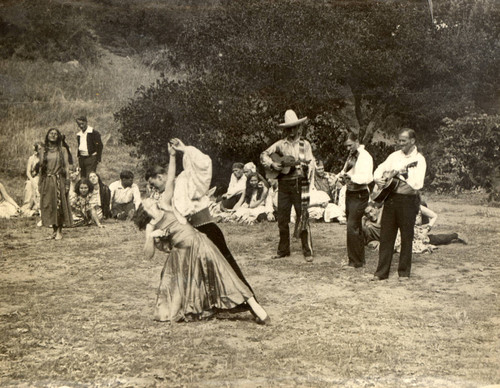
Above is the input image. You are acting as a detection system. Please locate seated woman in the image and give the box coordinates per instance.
[0,182,21,219]
[88,172,111,219]
[21,143,41,216]
[69,178,104,228]
[230,172,269,224]
[134,144,270,324]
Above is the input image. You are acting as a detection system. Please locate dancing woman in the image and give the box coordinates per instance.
[39,128,73,239]
[135,144,270,324]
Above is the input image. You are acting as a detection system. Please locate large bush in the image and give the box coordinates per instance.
[429,114,500,193]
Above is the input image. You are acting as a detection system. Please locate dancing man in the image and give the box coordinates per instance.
[260,109,315,262]
[145,139,257,304]
[372,128,427,281]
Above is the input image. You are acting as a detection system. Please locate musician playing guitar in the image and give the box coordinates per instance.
[372,128,427,281]
[260,109,315,262]
[339,132,374,269]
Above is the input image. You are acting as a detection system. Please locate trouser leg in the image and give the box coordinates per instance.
[196,222,254,295]
[374,198,398,279]
[428,233,458,246]
[397,195,419,277]
[277,180,293,256]
[346,190,369,267]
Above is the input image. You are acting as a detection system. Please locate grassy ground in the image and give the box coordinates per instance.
[1,197,499,387]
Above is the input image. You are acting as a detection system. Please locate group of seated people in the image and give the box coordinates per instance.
[211,160,348,225]
[0,142,143,230]
[68,169,142,227]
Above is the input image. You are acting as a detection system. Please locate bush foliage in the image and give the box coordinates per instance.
[429,114,500,193]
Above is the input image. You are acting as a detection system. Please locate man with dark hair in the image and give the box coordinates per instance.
[261,109,315,262]
[146,139,256,300]
[76,115,103,178]
[372,128,427,281]
[339,132,373,268]
[109,170,141,220]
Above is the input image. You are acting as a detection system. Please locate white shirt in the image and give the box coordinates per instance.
[374,147,427,191]
[226,174,246,198]
[172,146,213,221]
[77,126,94,155]
[109,180,142,209]
[346,145,373,185]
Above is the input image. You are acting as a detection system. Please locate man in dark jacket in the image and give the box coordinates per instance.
[76,116,103,178]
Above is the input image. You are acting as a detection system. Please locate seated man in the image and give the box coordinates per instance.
[362,202,383,249]
[109,170,142,220]
[219,162,247,211]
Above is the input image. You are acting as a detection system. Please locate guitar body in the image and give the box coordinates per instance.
[371,161,419,203]
[265,153,299,179]
[372,178,400,203]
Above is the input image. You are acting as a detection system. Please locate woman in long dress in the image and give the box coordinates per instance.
[39,128,73,239]
[135,144,270,324]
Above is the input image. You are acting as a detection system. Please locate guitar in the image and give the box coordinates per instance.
[371,161,419,203]
[264,153,301,179]
[335,150,360,184]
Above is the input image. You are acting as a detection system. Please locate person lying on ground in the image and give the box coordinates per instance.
[363,202,467,252]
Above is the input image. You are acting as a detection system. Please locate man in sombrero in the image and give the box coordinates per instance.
[260,109,315,262]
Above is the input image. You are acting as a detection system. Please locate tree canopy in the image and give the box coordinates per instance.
[115,0,500,190]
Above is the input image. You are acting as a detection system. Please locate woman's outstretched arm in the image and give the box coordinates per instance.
[160,143,177,208]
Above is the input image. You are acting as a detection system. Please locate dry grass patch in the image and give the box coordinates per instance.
[1,199,499,387]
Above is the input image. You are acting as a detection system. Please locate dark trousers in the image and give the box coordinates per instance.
[78,155,98,178]
[375,193,419,279]
[277,178,313,257]
[346,189,369,267]
[196,222,254,296]
[429,233,458,246]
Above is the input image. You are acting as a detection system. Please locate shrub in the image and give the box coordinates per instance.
[429,114,500,193]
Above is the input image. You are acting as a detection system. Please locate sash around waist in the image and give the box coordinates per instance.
[188,207,214,228]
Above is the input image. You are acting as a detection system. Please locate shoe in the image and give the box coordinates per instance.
[255,315,271,325]
[370,276,383,281]
[271,253,290,259]
[456,236,468,245]
[399,276,410,282]
[304,254,313,263]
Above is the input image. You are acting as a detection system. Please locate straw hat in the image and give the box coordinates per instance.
[278,109,307,128]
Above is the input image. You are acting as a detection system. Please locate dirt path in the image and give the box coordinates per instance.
[0,199,499,387]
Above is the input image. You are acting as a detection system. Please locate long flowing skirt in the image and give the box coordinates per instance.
[154,232,253,322]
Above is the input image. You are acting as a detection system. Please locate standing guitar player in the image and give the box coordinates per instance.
[372,128,427,281]
[339,132,374,269]
[260,109,315,262]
